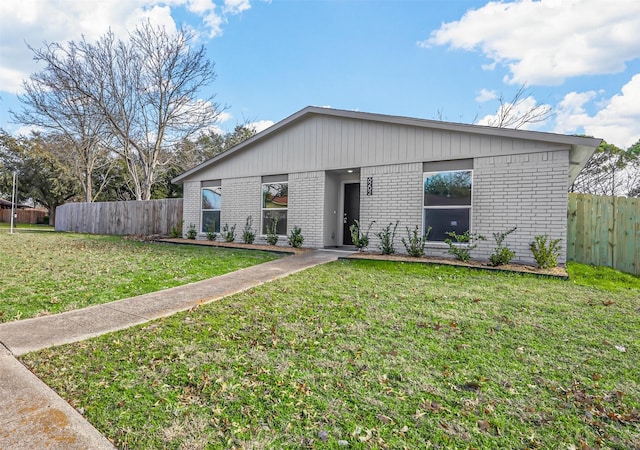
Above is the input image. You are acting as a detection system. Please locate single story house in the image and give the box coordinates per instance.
[173,106,601,265]
[0,199,47,224]
[0,198,25,209]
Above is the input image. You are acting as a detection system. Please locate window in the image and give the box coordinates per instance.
[423,170,472,241]
[201,186,221,233]
[262,182,288,235]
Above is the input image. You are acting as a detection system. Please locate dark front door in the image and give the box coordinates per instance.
[343,183,360,245]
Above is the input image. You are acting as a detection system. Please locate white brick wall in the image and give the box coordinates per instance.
[356,153,569,263]
[288,171,325,247]
[360,163,424,254]
[182,181,201,236]
[473,150,569,264]
[183,150,570,262]
[221,176,262,242]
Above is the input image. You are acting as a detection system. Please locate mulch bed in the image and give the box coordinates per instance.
[155,238,312,255]
[146,236,567,279]
[345,252,569,279]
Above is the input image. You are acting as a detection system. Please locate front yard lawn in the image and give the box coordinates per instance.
[22,260,640,449]
[0,232,279,322]
[0,222,54,231]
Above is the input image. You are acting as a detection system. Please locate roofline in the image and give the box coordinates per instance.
[172,106,602,184]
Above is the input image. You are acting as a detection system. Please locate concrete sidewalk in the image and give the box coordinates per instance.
[0,249,346,449]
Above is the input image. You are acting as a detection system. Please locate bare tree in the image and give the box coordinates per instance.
[570,140,640,197]
[12,58,111,202]
[19,21,221,200]
[624,140,640,197]
[46,133,116,202]
[484,83,553,129]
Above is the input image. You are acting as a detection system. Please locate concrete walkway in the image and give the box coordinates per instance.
[0,249,346,449]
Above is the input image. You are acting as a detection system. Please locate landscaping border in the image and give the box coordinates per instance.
[157,238,569,279]
[343,252,569,280]
[157,238,312,256]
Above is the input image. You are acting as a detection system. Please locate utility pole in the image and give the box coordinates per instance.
[10,171,17,234]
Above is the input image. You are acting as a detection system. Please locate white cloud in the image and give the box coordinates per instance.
[475,88,497,103]
[0,0,254,94]
[477,95,552,131]
[188,0,216,14]
[13,123,44,137]
[224,0,251,15]
[421,0,640,85]
[198,124,225,136]
[249,119,274,133]
[216,111,233,123]
[553,90,598,134]
[554,74,640,148]
[202,11,225,38]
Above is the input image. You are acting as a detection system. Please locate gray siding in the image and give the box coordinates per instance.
[193,115,566,181]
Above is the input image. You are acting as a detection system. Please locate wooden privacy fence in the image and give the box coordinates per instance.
[1,208,47,224]
[55,198,183,236]
[567,193,640,275]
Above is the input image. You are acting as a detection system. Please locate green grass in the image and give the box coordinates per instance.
[0,221,54,231]
[568,262,640,293]
[0,232,279,322]
[22,260,640,449]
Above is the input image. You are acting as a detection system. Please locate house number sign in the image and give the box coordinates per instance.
[366,177,373,195]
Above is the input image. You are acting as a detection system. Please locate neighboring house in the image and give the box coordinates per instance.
[0,199,23,209]
[173,107,601,264]
[0,199,47,224]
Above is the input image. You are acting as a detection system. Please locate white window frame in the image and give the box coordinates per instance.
[201,186,221,233]
[422,169,473,242]
[261,181,288,236]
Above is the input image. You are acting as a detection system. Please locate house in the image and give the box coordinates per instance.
[172,106,601,264]
[0,199,47,224]
[0,198,22,209]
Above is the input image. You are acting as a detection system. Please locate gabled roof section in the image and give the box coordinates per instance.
[173,106,602,184]
[0,198,25,209]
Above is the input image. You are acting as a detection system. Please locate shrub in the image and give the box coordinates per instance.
[222,223,236,243]
[288,226,304,248]
[444,231,485,262]
[170,220,183,238]
[242,216,256,244]
[266,217,279,245]
[401,226,430,258]
[376,221,399,255]
[205,222,217,241]
[530,235,562,269]
[489,226,517,266]
[349,219,375,252]
[185,223,197,240]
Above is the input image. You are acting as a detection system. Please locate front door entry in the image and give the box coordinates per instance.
[343,183,360,245]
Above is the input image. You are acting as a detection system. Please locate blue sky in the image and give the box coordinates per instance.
[1,0,639,149]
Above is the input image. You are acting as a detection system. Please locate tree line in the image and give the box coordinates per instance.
[0,126,255,225]
[570,140,640,198]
